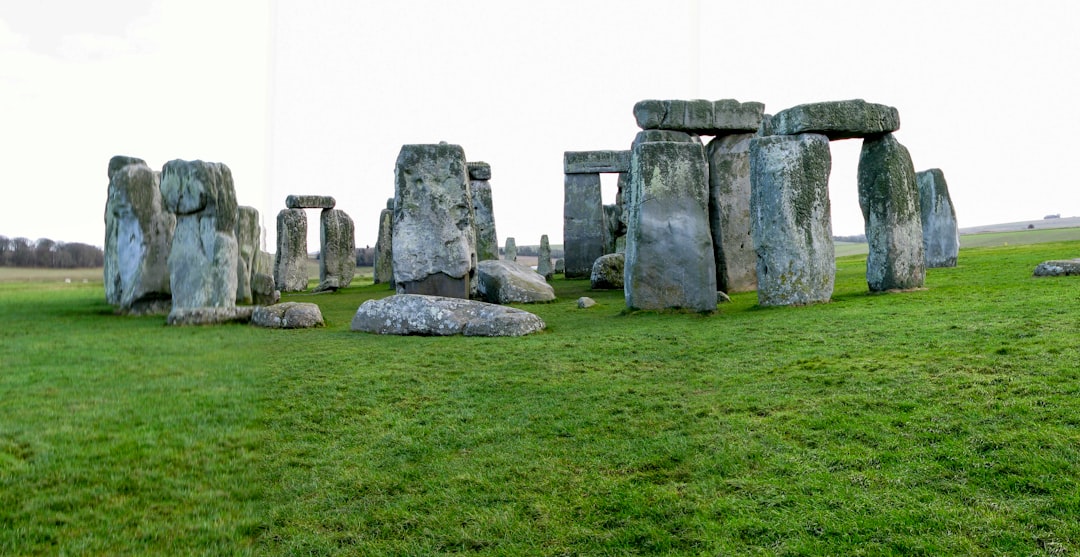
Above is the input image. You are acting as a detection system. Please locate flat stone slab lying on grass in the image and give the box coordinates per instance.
[251,302,325,328]
[351,294,545,336]
[1034,259,1080,276]
[475,260,555,304]
[167,306,255,326]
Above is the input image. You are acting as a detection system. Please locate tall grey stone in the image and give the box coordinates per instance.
[373,198,394,285]
[104,157,174,314]
[537,234,553,280]
[749,134,835,306]
[469,164,499,261]
[504,237,517,262]
[563,173,604,278]
[392,143,476,298]
[858,133,925,291]
[625,141,716,311]
[603,203,624,255]
[916,168,959,268]
[160,159,239,312]
[706,133,757,294]
[235,206,260,304]
[771,99,900,140]
[275,209,308,292]
[319,208,355,290]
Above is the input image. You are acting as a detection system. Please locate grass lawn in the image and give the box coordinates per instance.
[2,241,1080,555]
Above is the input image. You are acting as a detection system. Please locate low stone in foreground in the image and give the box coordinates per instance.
[476,260,555,304]
[351,294,545,336]
[251,302,324,329]
[1034,259,1080,277]
[167,307,254,326]
[590,253,624,290]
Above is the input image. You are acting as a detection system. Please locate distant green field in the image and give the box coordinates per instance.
[835,226,1080,258]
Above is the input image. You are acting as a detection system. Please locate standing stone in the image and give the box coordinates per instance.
[469,163,499,261]
[318,209,355,290]
[916,168,959,268]
[537,234,553,280]
[749,134,835,306]
[393,143,476,298]
[104,157,175,314]
[275,208,308,292]
[563,173,604,278]
[252,249,278,305]
[625,141,716,311]
[706,133,757,293]
[235,206,260,305]
[160,159,239,312]
[603,203,624,255]
[858,133,926,291]
[373,198,394,285]
[504,237,517,262]
[554,258,565,274]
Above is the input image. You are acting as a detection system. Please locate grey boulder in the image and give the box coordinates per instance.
[1034,259,1080,277]
[476,260,555,304]
[351,294,545,336]
[590,253,624,290]
[251,302,324,328]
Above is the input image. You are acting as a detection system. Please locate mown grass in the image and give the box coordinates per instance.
[2,241,1080,555]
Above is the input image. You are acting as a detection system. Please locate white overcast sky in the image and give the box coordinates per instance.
[2,0,1077,251]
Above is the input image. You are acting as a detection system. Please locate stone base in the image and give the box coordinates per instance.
[167,306,254,326]
[398,272,469,299]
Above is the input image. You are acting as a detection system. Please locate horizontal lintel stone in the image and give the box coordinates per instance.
[770,99,900,140]
[467,161,491,181]
[564,150,631,174]
[633,99,765,135]
[286,195,336,209]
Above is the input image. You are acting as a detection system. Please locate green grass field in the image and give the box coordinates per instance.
[2,237,1080,555]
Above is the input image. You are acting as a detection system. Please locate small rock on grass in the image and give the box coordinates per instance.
[577,297,597,309]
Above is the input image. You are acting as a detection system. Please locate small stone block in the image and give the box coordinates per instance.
[467,162,491,181]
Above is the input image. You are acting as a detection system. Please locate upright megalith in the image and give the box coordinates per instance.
[603,203,624,255]
[104,156,174,314]
[373,197,394,285]
[504,237,517,262]
[706,133,757,293]
[916,168,959,268]
[749,134,835,306]
[563,172,604,278]
[858,133,925,291]
[160,159,239,312]
[468,162,499,261]
[392,143,476,298]
[625,141,716,311]
[235,206,260,305]
[275,208,308,292]
[770,99,900,140]
[318,209,355,290]
[537,234,553,280]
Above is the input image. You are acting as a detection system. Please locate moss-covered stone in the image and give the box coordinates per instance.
[858,134,925,291]
[916,168,959,268]
[771,99,899,140]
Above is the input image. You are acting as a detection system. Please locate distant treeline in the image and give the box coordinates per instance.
[0,236,105,268]
[833,234,867,243]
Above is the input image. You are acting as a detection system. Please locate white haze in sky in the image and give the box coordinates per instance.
[2,0,1077,252]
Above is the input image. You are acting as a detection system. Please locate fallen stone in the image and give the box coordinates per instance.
[590,253,624,290]
[351,294,545,336]
[167,306,254,326]
[564,150,631,174]
[858,133,925,292]
[577,296,596,309]
[707,133,757,294]
[1034,259,1080,276]
[467,161,491,181]
[633,99,764,135]
[275,208,308,292]
[286,195,335,209]
[917,168,959,268]
[476,260,555,304]
[770,99,900,140]
[251,302,324,329]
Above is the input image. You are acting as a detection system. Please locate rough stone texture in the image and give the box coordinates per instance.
[554,258,565,274]
[286,195,335,209]
[104,158,174,314]
[633,99,765,135]
[564,151,631,174]
[351,294,545,337]
[537,234,553,280]
[166,306,254,326]
[475,260,556,304]
[235,206,260,305]
[916,168,959,268]
[275,209,308,292]
[749,134,836,306]
[251,272,279,306]
[603,203,624,255]
[467,161,491,181]
[160,159,238,315]
[858,133,926,291]
[373,202,394,285]
[319,209,355,290]
[251,302,324,329]
[503,237,517,261]
[590,252,624,290]
[706,133,757,294]
[563,173,604,278]
[625,141,717,311]
[632,130,699,147]
[771,100,900,140]
[577,296,597,309]
[1034,259,1080,276]
[471,178,499,261]
[393,144,476,298]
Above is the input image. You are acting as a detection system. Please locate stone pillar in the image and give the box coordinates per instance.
[916,168,959,268]
[537,234,553,280]
[858,133,925,291]
[373,197,394,285]
[749,134,835,307]
[275,208,308,292]
[504,237,517,262]
[235,206,260,304]
[468,162,499,261]
[706,132,757,294]
[625,141,716,311]
[319,208,355,290]
[563,173,603,278]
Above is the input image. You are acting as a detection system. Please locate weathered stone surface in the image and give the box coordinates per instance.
[467,161,491,181]
[916,168,959,268]
[577,296,597,309]
[625,141,717,311]
[286,195,335,209]
[104,159,174,314]
[771,100,900,140]
[319,209,355,290]
[251,302,324,329]
[590,252,624,290]
[502,237,516,262]
[554,258,565,274]
[166,306,254,326]
[632,130,699,147]
[393,144,476,297]
[707,133,757,293]
[235,206,260,304]
[471,179,499,261]
[351,294,545,336]
[537,234,553,280]
[858,133,926,291]
[160,159,238,312]
[603,203,624,255]
[275,208,308,292]
[373,202,394,285]
[633,99,765,135]
[563,173,604,278]
[564,150,631,174]
[107,155,146,180]
[476,260,555,303]
[1034,259,1080,276]
[251,272,279,306]
[749,134,835,306]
